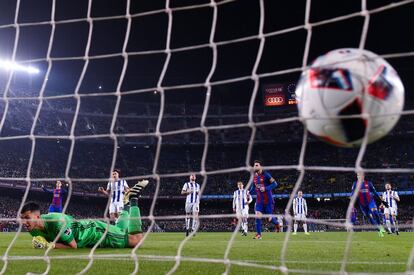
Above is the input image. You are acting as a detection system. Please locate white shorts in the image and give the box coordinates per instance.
[294,214,306,221]
[109,202,123,214]
[185,203,199,214]
[384,207,398,216]
[236,207,249,218]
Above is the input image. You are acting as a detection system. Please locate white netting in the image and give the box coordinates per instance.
[0,0,414,274]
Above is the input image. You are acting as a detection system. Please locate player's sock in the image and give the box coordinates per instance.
[303,223,308,233]
[185,218,190,230]
[372,210,382,225]
[385,219,392,233]
[243,222,248,233]
[393,218,399,233]
[255,219,262,235]
[368,214,377,226]
[294,223,298,233]
[192,218,198,231]
[128,198,142,234]
[115,210,130,232]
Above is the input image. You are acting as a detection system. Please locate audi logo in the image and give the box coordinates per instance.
[267,97,284,103]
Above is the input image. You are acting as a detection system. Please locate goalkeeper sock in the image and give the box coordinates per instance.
[255,219,262,235]
[128,198,142,234]
[115,210,130,232]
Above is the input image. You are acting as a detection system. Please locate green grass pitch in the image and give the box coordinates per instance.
[0,232,412,274]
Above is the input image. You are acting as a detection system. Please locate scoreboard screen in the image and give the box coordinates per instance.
[263,83,297,107]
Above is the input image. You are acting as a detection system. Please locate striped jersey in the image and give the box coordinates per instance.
[106,179,129,204]
[42,186,67,207]
[182,182,200,204]
[382,190,399,209]
[351,180,377,207]
[250,171,278,205]
[232,189,252,210]
[293,197,307,215]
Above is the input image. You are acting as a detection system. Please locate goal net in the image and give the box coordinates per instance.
[0,0,413,274]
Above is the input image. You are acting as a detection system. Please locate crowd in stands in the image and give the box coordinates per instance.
[0,91,413,234]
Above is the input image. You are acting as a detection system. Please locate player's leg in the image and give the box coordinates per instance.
[369,202,382,226]
[109,203,117,225]
[384,210,392,233]
[125,180,148,235]
[302,216,309,235]
[293,214,298,234]
[242,209,248,235]
[116,203,130,232]
[264,203,279,232]
[368,202,386,236]
[392,212,399,235]
[128,198,142,234]
[185,204,191,236]
[48,205,56,213]
[254,203,263,239]
[191,204,199,233]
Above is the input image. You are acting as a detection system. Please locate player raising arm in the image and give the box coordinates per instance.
[232,181,253,236]
[181,173,200,236]
[250,160,280,240]
[292,190,309,235]
[22,180,149,249]
[382,182,400,235]
[41,181,68,213]
[98,169,129,222]
[351,172,386,237]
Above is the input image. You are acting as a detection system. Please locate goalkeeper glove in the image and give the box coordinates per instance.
[32,236,55,249]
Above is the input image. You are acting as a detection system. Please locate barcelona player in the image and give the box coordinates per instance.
[250,160,279,239]
[41,181,68,213]
[351,172,387,237]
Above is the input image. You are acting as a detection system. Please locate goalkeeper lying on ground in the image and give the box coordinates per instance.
[21,180,149,249]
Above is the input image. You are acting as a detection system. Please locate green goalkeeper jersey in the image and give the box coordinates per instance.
[29,213,128,248]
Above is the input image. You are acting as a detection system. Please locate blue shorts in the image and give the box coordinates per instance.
[255,203,273,214]
[358,200,377,217]
[49,205,62,213]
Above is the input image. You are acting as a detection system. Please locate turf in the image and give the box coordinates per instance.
[0,232,411,274]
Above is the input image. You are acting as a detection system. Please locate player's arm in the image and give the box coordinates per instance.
[292,199,297,215]
[370,183,388,207]
[62,183,69,194]
[232,192,236,211]
[394,191,400,202]
[265,174,278,190]
[246,191,253,204]
[54,239,77,249]
[123,180,130,193]
[304,199,308,216]
[98,182,110,196]
[350,182,356,198]
[181,183,190,195]
[41,185,53,193]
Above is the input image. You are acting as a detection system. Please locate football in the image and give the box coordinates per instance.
[295,48,405,147]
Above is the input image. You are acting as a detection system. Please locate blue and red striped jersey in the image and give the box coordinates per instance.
[351,180,377,206]
[43,187,67,208]
[250,171,277,205]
